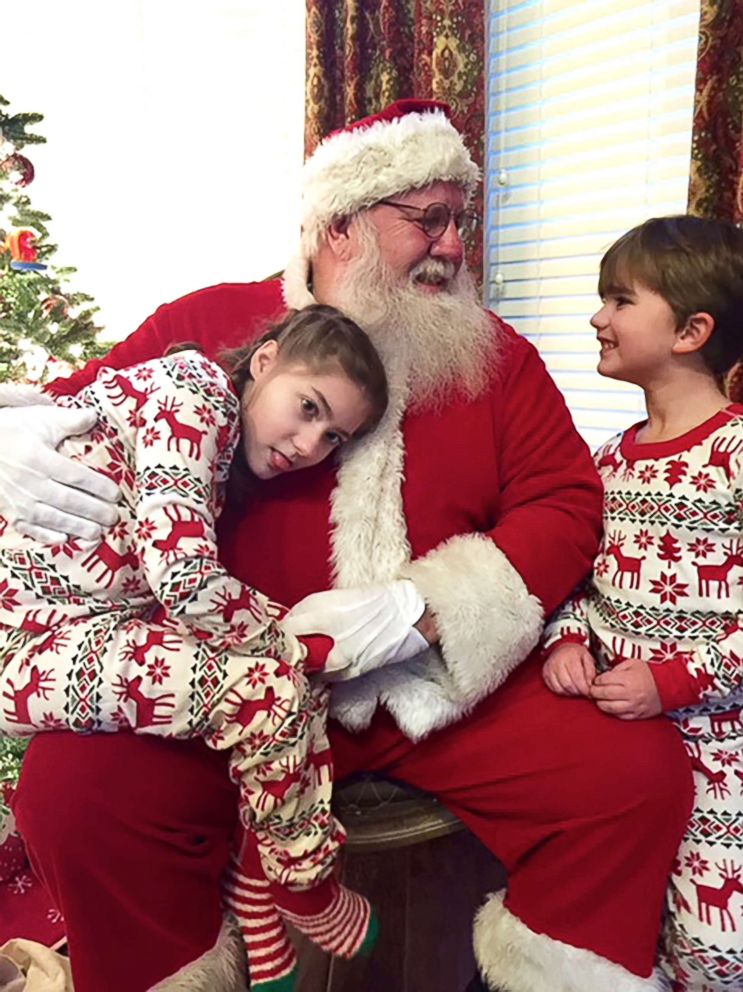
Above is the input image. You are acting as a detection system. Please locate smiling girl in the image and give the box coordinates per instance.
[0,304,387,990]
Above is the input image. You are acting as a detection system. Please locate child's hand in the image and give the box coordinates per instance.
[590,659,661,720]
[542,643,597,697]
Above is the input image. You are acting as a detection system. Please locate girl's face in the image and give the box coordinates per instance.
[241,341,373,480]
[590,280,681,388]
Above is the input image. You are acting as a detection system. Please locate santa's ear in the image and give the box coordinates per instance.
[325,217,356,260]
[673,311,715,356]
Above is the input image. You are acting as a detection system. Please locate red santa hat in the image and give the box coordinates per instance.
[300,98,480,253]
[283,98,480,307]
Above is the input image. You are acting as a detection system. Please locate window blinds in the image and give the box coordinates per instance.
[485,0,700,450]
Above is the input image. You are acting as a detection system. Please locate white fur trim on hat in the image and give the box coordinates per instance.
[281,254,316,311]
[301,103,480,255]
[474,892,667,992]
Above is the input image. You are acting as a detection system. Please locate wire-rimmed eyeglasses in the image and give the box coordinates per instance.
[377,199,478,240]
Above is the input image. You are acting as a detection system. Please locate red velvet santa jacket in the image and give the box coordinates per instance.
[47,279,602,740]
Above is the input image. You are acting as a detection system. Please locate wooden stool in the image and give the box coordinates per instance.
[292,776,506,992]
[333,775,464,851]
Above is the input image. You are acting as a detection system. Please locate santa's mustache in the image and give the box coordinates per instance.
[333,218,498,410]
[409,258,458,287]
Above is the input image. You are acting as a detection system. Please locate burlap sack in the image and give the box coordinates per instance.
[0,940,72,992]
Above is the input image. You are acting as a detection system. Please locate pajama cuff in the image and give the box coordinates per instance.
[540,633,588,660]
[649,657,701,712]
[297,634,333,672]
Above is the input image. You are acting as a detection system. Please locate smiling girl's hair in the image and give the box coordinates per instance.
[598,215,743,375]
[222,304,388,434]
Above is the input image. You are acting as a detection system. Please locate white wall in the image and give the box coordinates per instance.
[2,0,305,341]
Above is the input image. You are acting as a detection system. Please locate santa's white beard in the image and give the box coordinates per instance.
[330,219,498,410]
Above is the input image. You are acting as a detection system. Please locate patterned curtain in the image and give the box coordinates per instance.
[305,0,486,280]
[687,0,743,223]
[686,1,743,401]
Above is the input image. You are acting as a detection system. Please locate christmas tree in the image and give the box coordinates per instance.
[0,92,110,384]
[0,94,111,791]
[0,739,27,820]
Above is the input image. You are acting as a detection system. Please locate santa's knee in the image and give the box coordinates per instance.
[13,734,90,860]
[593,716,693,834]
[16,733,236,865]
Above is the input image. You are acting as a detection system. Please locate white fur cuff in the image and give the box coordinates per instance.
[474,892,665,992]
[402,533,543,703]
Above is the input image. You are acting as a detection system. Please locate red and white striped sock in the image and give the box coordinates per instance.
[222,850,297,992]
[272,876,378,959]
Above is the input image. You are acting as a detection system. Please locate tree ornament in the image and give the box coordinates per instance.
[2,228,46,271]
[0,152,34,186]
[40,294,69,318]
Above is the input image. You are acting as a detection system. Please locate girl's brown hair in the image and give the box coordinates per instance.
[222,303,388,434]
[598,215,743,376]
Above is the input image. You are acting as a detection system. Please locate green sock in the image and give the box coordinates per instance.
[250,965,297,992]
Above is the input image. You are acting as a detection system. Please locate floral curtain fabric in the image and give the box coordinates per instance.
[305,0,486,278]
[686,1,743,400]
[687,0,743,224]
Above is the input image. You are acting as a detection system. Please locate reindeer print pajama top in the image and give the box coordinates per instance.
[0,352,343,890]
[544,404,743,992]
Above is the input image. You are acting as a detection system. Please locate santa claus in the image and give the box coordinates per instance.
[0,100,691,992]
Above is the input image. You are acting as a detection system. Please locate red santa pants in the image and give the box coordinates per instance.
[13,658,692,992]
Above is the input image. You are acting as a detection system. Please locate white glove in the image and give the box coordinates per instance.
[0,404,121,543]
[282,579,429,680]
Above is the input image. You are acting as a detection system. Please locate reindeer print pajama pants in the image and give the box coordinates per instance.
[662,702,743,992]
[0,614,340,887]
[0,352,345,890]
[543,407,743,991]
